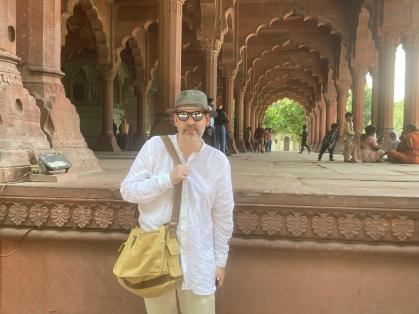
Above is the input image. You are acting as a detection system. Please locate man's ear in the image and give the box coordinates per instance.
[205,113,211,126]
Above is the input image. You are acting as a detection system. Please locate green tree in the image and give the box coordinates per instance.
[393,100,404,133]
[264,98,306,137]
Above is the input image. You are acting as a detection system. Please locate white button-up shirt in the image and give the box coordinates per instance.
[120,135,234,295]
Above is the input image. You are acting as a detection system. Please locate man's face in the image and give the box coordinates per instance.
[173,107,210,139]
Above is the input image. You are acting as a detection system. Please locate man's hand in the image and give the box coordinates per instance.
[170,165,189,185]
[215,267,225,288]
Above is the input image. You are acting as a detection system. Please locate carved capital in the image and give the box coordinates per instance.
[163,0,185,16]
[223,65,237,79]
[377,31,400,50]
[351,64,369,79]
[401,32,419,50]
[197,36,222,53]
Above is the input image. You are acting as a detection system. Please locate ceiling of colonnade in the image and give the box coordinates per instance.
[61,0,380,113]
[236,0,358,115]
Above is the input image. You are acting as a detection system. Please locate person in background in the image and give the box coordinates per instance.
[388,123,419,164]
[264,128,273,153]
[343,112,355,162]
[254,125,265,153]
[214,104,229,154]
[203,98,216,148]
[299,125,311,153]
[119,116,130,151]
[360,125,385,163]
[318,123,338,161]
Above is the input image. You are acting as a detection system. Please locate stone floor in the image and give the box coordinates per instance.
[14,150,419,199]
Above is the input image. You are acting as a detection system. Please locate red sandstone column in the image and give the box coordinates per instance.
[223,67,238,154]
[403,33,419,126]
[319,105,326,147]
[306,115,311,145]
[133,82,147,149]
[310,114,315,145]
[314,109,320,149]
[335,84,349,151]
[370,68,379,126]
[235,87,246,152]
[96,66,120,151]
[352,65,368,133]
[151,0,185,135]
[16,0,100,172]
[200,39,221,100]
[377,33,397,138]
[245,97,252,130]
[0,0,50,181]
[325,94,337,131]
[250,106,256,134]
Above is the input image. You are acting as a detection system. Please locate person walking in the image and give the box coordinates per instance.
[120,90,234,314]
[214,104,229,154]
[318,123,338,161]
[299,125,311,153]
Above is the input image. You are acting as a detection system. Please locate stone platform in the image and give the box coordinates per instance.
[1,151,419,314]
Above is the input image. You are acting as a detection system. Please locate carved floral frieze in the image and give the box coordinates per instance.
[0,199,137,231]
[1,198,418,244]
[234,206,419,244]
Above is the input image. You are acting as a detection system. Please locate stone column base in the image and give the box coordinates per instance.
[227,137,239,154]
[235,138,247,153]
[95,134,121,152]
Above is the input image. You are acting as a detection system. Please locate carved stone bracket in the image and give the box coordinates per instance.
[197,36,222,53]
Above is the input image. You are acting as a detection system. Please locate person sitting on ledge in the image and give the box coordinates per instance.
[387,123,419,164]
[360,125,385,163]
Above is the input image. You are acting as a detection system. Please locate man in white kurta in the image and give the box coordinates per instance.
[120,90,234,314]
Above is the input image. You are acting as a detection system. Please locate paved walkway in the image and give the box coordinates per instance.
[14,150,419,199]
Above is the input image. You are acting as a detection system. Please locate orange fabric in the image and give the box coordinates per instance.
[388,132,419,164]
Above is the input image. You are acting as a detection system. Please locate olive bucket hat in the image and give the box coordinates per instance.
[166,90,214,116]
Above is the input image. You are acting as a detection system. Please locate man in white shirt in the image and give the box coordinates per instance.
[120,90,234,314]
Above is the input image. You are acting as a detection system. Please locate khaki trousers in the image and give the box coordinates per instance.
[144,285,215,314]
[343,137,354,161]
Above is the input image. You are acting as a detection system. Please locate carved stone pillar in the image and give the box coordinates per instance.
[310,114,315,146]
[319,105,326,151]
[325,93,337,131]
[352,65,368,134]
[370,68,379,126]
[0,0,50,182]
[96,66,120,152]
[250,106,256,134]
[223,67,238,154]
[17,0,100,172]
[335,84,349,152]
[235,87,246,152]
[199,39,221,100]
[377,32,398,138]
[403,32,419,126]
[133,81,147,149]
[151,0,185,135]
[314,109,320,149]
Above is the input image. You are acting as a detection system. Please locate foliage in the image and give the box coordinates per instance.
[393,101,404,133]
[264,98,307,137]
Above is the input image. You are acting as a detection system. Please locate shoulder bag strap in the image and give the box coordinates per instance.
[161,136,182,236]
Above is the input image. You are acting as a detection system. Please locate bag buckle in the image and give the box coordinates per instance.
[168,222,177,238]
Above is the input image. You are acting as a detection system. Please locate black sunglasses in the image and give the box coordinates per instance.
[175,111,206,121]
